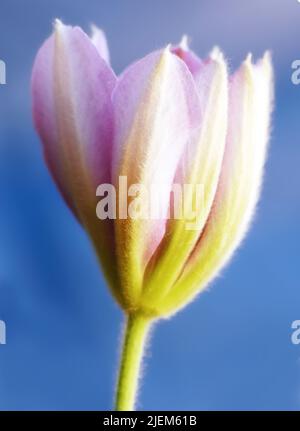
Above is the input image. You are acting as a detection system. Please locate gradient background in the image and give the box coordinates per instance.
[0,0,299,410]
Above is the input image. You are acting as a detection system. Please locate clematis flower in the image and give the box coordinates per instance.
[32,21,273,411]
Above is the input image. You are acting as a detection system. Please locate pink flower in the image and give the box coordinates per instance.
[32,21,273,318]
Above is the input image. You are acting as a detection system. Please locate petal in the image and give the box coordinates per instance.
[112,48,201,308]
[159,52,273,316]
[142,51,228,309]
[171,36,203,78]
[32,20,121,300]
[90,25,111,65]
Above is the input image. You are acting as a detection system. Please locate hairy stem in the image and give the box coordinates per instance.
[114,313,152,411]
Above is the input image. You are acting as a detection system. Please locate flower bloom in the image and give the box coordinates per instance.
[32,21,273,318]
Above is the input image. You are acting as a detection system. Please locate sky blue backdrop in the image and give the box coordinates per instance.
[0,0,299,410]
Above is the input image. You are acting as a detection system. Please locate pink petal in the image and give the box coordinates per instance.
[142,51,228,307]
[171,36,203,78]
[111,48,201,305]
[159,53,273,315]
[32,21,121,298]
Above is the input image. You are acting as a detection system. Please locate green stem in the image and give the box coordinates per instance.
[114,313,152,411]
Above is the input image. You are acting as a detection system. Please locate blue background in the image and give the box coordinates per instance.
[0,0,299,410]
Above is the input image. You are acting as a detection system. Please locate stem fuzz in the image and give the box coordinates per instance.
[114,313,152,411]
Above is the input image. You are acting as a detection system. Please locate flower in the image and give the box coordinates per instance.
[32,21,273,319]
